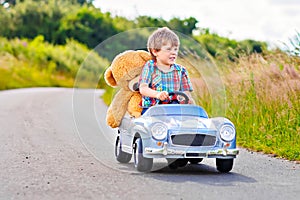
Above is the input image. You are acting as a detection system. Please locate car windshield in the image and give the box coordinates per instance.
[143,104,208,118]
[148,115,212,129]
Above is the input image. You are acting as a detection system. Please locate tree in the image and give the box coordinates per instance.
[57,5,118,48]
[112,16,136,31]
[168,17,198,36]
[135,16,167,28]
[194,32,267,61]
[0,0,75,43]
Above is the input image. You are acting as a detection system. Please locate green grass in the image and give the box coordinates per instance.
[187,51,300,161]
[0,36,109,90]
[227,83,300,160]
[222,52,300,160]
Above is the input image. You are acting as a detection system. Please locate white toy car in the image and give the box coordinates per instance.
[115,91,239,172]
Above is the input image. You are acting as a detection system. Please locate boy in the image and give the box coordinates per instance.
[139,27,194,114]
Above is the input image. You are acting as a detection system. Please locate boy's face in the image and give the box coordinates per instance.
[153,43,179,67]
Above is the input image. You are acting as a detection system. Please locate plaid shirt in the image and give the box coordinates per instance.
[139,60,193,108]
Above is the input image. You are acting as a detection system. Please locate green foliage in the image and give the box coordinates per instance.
[168,17,198,36]
[57,5,118,48]
[95,28,153,61]
[0,0,117,49]
[112,16,136,31]
[134,16,197,36]
[135,16,167,28]
[0,0,203,55]
[228,81,300,160]
[1,0,71,42]
[0,6,11,36]
[0,36,109,90]
[194,32,267,61]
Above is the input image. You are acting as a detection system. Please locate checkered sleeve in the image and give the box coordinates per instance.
[181,67,193,91]
[139,61,152,86]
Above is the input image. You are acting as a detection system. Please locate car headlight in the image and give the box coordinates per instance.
[151,122,168,140]
[220,125,235,142]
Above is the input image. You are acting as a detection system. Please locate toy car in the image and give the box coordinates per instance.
[115,91,239,173]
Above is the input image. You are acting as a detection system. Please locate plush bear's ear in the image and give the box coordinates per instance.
[104,67,117,87]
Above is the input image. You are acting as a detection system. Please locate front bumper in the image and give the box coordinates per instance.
[144,142,239,158]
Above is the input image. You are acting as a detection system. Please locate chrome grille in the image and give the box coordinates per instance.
[170,134,216,146]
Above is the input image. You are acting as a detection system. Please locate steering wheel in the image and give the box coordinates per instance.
[157,91,189,104]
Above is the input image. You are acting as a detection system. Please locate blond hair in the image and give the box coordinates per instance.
[147,27,180,60]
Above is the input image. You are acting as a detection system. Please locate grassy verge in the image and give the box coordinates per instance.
[0,56,74,89]
[0,36,109,90]
[222,52,300,160]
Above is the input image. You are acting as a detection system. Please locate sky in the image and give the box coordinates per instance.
[94,0,300,49]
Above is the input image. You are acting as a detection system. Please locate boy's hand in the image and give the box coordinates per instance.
[156,91,169,101]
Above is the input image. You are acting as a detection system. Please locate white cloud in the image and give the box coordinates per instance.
[94,0,300,47]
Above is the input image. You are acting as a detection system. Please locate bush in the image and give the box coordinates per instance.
[0,36,109,90]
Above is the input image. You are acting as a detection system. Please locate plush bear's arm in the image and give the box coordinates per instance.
[128,93,142,118]
[106,89,133,128]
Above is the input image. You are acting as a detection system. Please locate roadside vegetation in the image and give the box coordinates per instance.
[0,36,109,89]
[200,51,300,161]
[230,52,299,160]
[0,0,299,161]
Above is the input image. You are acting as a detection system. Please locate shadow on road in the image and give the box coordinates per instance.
[117,162,257,186]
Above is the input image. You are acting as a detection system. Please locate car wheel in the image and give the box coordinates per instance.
[216,158,234,173]
[167,159,188,169]
[189,158,203,164]
[167,159,178,169]
[133,138,153,172]
[115,135,132,163]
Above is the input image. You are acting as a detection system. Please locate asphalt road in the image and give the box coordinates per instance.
[0,88,299,200]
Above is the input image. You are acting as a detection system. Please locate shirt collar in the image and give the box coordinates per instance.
[152,60,180,72]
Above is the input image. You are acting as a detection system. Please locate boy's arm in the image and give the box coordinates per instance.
[139,83,169,101]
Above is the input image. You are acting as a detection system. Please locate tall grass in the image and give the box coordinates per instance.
[223,52,300,160]
[189,50,300,161]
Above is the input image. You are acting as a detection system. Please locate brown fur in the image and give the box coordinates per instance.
[104,50,151,128]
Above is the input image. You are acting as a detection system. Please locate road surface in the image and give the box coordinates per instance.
[0,88,299,200]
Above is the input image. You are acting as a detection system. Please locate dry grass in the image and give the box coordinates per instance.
[182,50,300,160]
[222,52,300,160]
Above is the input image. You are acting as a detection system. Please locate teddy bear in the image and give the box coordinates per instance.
[104,50,151,128]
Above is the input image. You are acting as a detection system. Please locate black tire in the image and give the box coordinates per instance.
[115,136,132,163]
[133,138,153,172]
[167,159,188,169]
[167,159,178,169]
[216,158,234,173]
[189,158,203,164]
